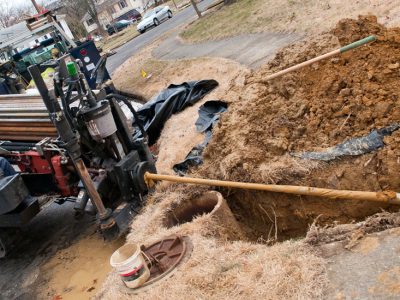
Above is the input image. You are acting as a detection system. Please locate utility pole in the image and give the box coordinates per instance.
[190,0,202,18]
[31,0,41,13]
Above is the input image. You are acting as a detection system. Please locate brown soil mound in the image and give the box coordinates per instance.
[196,15,400,240]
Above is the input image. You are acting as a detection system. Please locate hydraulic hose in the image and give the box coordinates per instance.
[106,93,148,141]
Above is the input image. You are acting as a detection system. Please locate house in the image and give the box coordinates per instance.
[0,14,74,54]
[45,0,65,14]
[82,0,148,34]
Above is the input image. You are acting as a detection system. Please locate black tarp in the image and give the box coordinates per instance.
[292,124,400,161]
[173,100,227,175]
[135,80,219,145]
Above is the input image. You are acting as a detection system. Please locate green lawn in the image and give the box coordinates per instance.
[97,26,139,52]
[180,0,398,43]
[180,0,260,43]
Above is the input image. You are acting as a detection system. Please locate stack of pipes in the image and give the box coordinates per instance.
[0,95,56,141]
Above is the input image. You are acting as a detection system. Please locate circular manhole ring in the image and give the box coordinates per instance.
[125,235,192,293]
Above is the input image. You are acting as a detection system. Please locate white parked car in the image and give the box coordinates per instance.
[137,6,173,34]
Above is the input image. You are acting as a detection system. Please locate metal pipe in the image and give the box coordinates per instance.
[73,159,108,218]
[30,0,41,13]
[144,172,400,205]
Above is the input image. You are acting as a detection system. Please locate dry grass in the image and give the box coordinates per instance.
[96,26,140,52]
[181,0,257,42]
[112,41,249,98]
[99,235,327,300]
[257,156,320,184]
[96,186,328,300]
[180,0,400,43]
[306,211,400,247]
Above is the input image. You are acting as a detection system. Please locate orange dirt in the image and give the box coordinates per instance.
[38,232,124,300]
[193,16,400,240]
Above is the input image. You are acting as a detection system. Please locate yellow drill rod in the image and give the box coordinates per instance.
[144,172,400,205]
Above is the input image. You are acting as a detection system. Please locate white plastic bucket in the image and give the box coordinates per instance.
[110,243,151,289]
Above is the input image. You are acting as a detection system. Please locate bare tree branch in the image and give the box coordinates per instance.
[0,2,33,29]
[80,0,106,35]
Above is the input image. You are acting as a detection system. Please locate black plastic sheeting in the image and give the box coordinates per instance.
[135,80,218,145]
[173,100,227,175]
[292,124,400,161]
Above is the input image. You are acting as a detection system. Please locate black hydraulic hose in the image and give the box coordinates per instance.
[55,78,75,129]
[0,145,35,152]
[0,142,36,147]
[113,89,147,104]
[65,80,75,105]
[106,93,148,141]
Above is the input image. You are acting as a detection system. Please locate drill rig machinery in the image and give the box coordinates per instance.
[30,57,155,239]
[0,56,156,250]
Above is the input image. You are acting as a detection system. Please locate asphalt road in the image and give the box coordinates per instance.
[153,32,300,68]
[106,0,215,73]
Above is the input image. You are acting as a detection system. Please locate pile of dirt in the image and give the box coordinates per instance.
[98,16,400,299]
[194,15,400,239]
[204,15,400,183]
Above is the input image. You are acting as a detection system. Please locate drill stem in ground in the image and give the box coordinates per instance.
[144,172,400,205]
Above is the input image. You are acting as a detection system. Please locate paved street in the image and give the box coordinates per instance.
[107,0,215,73]
[153,32,300,68]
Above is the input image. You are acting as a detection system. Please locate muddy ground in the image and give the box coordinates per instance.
[0,202,123,300]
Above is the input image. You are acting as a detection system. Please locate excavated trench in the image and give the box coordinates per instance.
[162,185,399,243]
[179,16,400,243]
[224,190,398,242]
[148,16,400,244]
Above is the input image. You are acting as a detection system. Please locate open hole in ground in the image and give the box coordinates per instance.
[163,191,246,241]
[161,186,400,244]
[223,189,400,243]
[164,192,220,228]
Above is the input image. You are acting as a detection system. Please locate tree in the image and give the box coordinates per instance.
[190,0,202,18]
[0,2,33,28]
[0,1,14,28]
[61,0,106,36]
[60,0,90,38]
[54,0,104,38]
[80,0,106,35]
